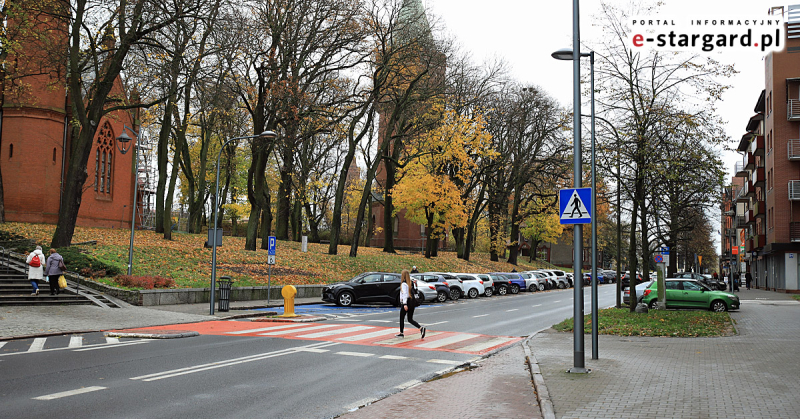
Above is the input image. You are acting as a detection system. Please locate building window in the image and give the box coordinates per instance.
[420,223,427,238]
[52,147,57,163]
[393,216,399,237]
[8,143,12,159]
[95,122,115,197]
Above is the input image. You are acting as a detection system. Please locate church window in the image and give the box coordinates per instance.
[95,122,115,198]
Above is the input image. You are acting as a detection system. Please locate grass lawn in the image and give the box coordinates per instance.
[552,307,735,337]
[793,295,800,302]
[2,222,559,289]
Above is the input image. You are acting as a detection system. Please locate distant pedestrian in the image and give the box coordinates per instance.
[733,274,740,292]
[410,266,419,274]
[25,246,46,296]
[397,269,425,339]
[724,274,729,291]
[713,272,718,280]
[44,248,65,296]
[745,272,752,290]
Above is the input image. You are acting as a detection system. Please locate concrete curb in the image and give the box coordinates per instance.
[524,332,556,419]
[105,330,200,339]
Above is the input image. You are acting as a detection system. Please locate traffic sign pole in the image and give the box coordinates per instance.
[267,236,276,307]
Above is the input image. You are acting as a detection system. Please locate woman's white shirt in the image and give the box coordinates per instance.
[400,282,409,304]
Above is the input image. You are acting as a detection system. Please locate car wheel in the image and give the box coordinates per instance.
[529,285,537,292]
[436,290,448,302]
[710,300,728,312]
[337,291,354,307]
[484,288,493,297]
[418,291,426,303]
[558,282,566,289]
[510,284,520,294]
[449,288,461,301]
[497,285,508,295]
[468,288,479,299]
[538,283,545,291]
[648,300,659,310]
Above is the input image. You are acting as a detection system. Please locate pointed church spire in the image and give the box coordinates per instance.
[395,0,432,45]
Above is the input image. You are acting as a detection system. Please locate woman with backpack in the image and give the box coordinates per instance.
[44,248,65,296]
[397,269,426,339]
[25,246,46,296]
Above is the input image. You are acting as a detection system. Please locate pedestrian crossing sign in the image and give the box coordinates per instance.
[559,188,592,225]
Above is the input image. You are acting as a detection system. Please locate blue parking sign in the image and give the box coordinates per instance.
[268,236,276,256]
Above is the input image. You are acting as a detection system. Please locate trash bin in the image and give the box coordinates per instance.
[218,276,233,312]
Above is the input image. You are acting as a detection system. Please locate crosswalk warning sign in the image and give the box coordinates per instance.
[559,188,592,225]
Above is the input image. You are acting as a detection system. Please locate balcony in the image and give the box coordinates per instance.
[751,166,765,186]
[790,181,800,200]
[753,201,766,218]
[735,215,746,227]
[736,183,749,202]
[792,222,800,242]
[726,228,737,237]
[734,161,748,177]
[745,210,755,225]
[744,152,755,171]
[789,139,800,160]
[789,99,800,121]
[752,135,765,157]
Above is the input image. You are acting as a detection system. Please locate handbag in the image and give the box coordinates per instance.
[58,275,67,289]
[407,283,420,308]
[58,259,66,271]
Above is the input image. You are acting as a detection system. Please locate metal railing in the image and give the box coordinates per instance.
[789,99,800,120]
[734,161,746,175]
[792,223,800,242]
[789,139,800,160]
[790,180,800,200]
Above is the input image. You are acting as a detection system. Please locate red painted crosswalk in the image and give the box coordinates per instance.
[114,321,521,355]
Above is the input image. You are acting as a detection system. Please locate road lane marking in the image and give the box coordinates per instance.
[505,309,519,312]
[369,320,393,323]
[0,342,6,349]
[336,351,374,357]
[296,326,373,338]
[68,336,83,348]
[380,355,408,360]
[227,325,301,334]
[73,341,150,352]
[105,337,120,344]
[427,359,464,365]
[28,338,46,352]
[294,348,329,353]
[425,321,449,326]
[33,386,106,400]
[458,337,517,352]
[554,300,561,303]
[258,324,340,336]
[415,334,477,349]
[336,328,399,342]
[472,314,490,318]
[531,304,542,307]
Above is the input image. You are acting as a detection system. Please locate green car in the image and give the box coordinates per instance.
[641,279,740,312]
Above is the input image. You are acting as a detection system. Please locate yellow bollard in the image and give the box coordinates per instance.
[278,285,300,317]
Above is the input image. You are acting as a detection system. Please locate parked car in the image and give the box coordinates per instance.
[489,274,511,295]
[583,271,606,286]
[413,273,456,302]
[674,272,725,290]
[541,269,570,288]
[621,272,643,288]
[530,270,556,289]
[522,272,546,292]
[413,279,438,303]
[641,279,740,312]
[476,274,494,297]
[425,272,465,300]
[566,273,574,287]
[623,280,654,305]
[322,272,401,307]
[490,273,525,294]
[602,270,617,283]
[454,273,487,298]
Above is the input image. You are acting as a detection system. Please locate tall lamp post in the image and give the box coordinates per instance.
[210,130,277,315]
[116,125,141,276]
[552,46,597,363]
[551,0,588,372]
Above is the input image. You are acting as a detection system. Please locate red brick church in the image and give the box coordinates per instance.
[0,5,139,229]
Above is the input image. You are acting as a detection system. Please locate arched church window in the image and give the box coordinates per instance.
[95,122,115,197]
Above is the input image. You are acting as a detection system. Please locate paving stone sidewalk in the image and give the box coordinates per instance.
[342,343,542,419]
[528,289,800,419]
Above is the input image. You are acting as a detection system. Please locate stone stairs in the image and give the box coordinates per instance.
[0,255,122,308]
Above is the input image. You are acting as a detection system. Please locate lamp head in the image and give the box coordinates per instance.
[551,48,575,61]
[116,131,133,154]
[258,130,278,139]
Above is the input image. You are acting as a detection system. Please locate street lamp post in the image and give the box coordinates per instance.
[116,126,140,276]
[210,130,277,315]
[551,0,588,371]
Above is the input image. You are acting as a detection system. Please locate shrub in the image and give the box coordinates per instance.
[56,246,123,277]
[115,275,176,290]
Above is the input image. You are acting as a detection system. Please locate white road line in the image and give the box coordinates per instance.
[130,342,334,382]
[336,328,399,342]
[73,341,149,352]
[505,309,519,312]
[296,326,373,338]
[258,324,340,336]
[33,386,106,400]
[105,337,120,344]
[0,342,6,349]
[28,338,46,352]
[532,304,542,307]
[554,300,562,303]
[336,351,374,357]
[227,324,302,334]
[294,348,329,353]
[424,321,449,326]
[380,355,408,360]
[369,320,393,323]
[68,336,83,348]
[458,337,516,352]
[427,359,463,365]
[472,314,490,318]
[415,334,477,349]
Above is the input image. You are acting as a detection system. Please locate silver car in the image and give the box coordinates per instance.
[523,272,547,292]
[623,280,654,305]
[454,273,487,298]
[413,279,438,303]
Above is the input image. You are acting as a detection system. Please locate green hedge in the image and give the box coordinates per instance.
[56,246,123,278]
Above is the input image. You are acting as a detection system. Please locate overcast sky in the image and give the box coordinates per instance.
[426,0,778,181]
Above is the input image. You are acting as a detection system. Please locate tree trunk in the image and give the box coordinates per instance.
[507,188,522,265]
[328,145,357,254]
[260,187,273,250]
[52,122,98,247]
[350,151,382,258]
[163,145,180,240]
[453,227,465,258]
[246,143,270,251]
[276,144,294,240]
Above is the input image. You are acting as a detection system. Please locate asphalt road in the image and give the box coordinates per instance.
[0,285,618,419]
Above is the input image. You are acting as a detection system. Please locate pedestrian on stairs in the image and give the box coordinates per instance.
[25,246,46,296]
[45,248,65,296]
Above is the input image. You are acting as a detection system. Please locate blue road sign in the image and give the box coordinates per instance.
[559,188,592,225]
[268,236,276,256]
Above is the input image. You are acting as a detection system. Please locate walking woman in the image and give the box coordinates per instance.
[25,246,46,295]
[397,269,426,339]
[44,248,65,296]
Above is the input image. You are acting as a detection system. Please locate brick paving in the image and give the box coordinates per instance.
[528,289,800,419]
[342,344,542,419]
